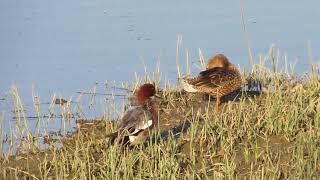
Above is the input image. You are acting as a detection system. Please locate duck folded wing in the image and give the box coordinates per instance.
[189,67,239,89]
[117,107,153,136]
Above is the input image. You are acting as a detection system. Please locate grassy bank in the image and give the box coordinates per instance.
[1,51,320,179]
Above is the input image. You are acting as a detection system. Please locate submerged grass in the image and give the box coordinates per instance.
[1,47,320,179]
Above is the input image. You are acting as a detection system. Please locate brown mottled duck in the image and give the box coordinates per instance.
[181,54,242,106]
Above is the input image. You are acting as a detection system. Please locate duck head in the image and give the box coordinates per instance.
[207,54,231,69]
[137,83,156,105]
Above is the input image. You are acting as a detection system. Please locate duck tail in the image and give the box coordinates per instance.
[180,78,198,92]
[106,131,119,138]
[106,132,131,146]
[106,132,119,145]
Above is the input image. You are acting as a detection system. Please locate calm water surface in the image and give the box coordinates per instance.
[0,0,319,153]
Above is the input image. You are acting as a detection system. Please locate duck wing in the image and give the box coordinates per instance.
[188,67,239,90]
[116,107,153,136]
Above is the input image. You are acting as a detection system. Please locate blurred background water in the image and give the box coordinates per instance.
[0,0,319,153]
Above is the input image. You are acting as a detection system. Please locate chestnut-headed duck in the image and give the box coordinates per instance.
[181,54,242,106]
[106,83,159,145]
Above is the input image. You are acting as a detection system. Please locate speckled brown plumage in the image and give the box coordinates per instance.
[181,54,242,106]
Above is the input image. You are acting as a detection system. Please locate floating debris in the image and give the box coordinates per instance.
[12,108,26,113]
[54,98,68,105]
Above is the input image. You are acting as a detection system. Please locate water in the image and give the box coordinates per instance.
[0,0,319,154]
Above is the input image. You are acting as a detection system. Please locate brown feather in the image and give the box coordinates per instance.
[185,66,241,97]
